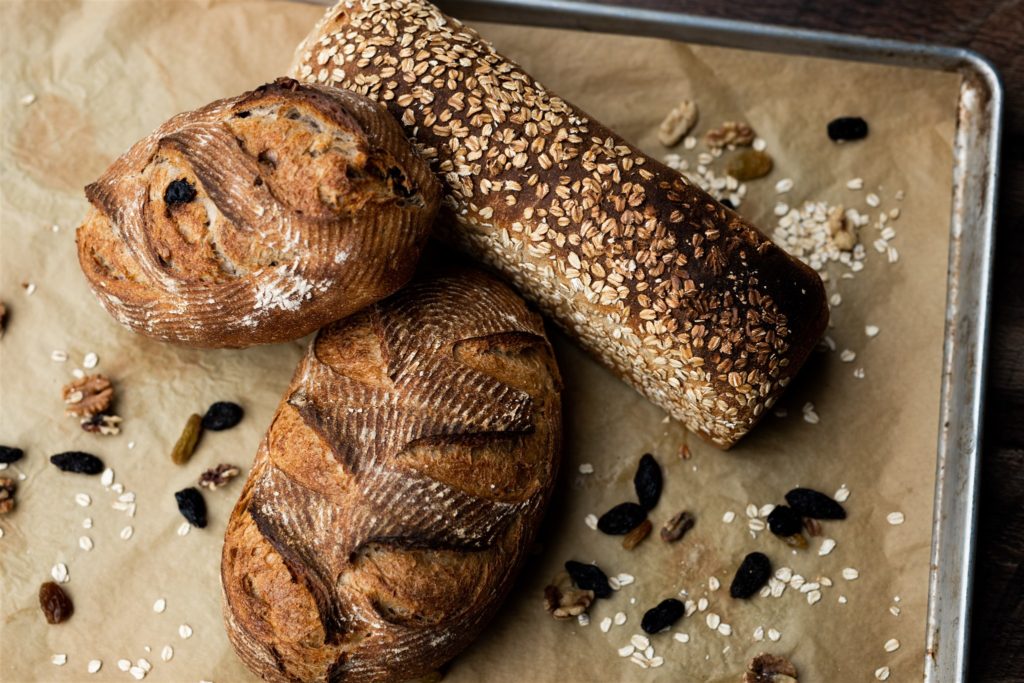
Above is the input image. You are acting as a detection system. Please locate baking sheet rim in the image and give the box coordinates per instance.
[299,0,1003,678]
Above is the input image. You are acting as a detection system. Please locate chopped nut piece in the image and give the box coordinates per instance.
[198,464,241,491]
[826,205,846,236]
[661,510,696,543]
[827,205,858,251]
[544,572,595,619]
[705,121,755,149]
[80,413,122,435]
[658,100,699,147]
[622,518,653,550]
[171,414,203,465]
[61,374,113,417]
[0,477,16,514]
[743,652,798,682]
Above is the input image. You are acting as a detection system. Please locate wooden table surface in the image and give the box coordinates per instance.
[584,0,1023,680]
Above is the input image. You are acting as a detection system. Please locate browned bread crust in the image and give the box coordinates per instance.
[221,267,561,682]
[77,78,441,348]
[292,1,829,447]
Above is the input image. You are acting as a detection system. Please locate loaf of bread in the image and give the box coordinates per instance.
[77,78,441,348]
[293,1,829,447]
[221,266,561,682]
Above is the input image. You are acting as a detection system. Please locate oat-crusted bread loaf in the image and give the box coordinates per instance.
[221,266,561,682]
[77,78,441,348]
[293,1,829,447]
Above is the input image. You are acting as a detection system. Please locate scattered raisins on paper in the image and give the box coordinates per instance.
[50,451,104,475]
[597,502,647,535]
[767,505,803,537]
[785,488,846,520]
[633,453,662,511]
[171,414,203,465]
[564,560,612,599]
[39,582,74,624]
[174,487,207,528]
[641,598,685,634]
[201,401,244,431]
[827,116,868,142]
[0,445,24,464]
[622,519,652,550]
[730,552,772,599]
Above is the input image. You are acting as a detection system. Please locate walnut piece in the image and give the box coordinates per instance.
[828,205,858,251]
[80,413,122,435]
[62,374,113,417]
[658,99,699,147]
[198,463,241,490]
[743,653,798,683]
[0,477,16,514]
[705,121,756,149]
[544,572,594,620]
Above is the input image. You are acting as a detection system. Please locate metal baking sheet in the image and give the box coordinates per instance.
[300,0,1000,679]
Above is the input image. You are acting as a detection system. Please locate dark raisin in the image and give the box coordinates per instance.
[785,488,846,520]
[730,552,772,599]
[597,502,647,535]
[386,166,415,198]
[633,453,662,511]
[50,451,104,475]
[201,401,244,431]
[767,505,803,537]
[720,198,735,209]
[164,178,197,205]
[564,560,612,599]
[174,487,208,528]
[39,581,74,624]
[0,445,24,464]
[827,116,869,142]
[235,110,251,118]
[641,598,684,634]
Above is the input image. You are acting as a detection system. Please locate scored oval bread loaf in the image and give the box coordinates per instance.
[292,0,829,447]
[77,78,441,348]
[221,266,561,682]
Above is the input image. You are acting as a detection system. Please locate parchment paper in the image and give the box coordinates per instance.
[0,1,960,681]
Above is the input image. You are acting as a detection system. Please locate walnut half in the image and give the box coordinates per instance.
[62,374,113,417]
[743,653,798,683]
[544,572,595,620]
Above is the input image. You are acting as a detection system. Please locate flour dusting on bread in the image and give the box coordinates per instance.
[221,268,562,682]
[77,78,441,348]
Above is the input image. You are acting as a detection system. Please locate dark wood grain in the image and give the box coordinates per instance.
[583,0,1024,680]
